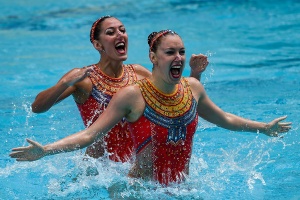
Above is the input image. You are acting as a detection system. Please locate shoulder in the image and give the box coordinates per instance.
[113,84,142,102]
[109,83,144,121]
[185,77,203,89]
[72,66,93,92]
[184,77,205,100]
[129,64,151,79]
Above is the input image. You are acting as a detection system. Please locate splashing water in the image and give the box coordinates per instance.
[1,0,299,199]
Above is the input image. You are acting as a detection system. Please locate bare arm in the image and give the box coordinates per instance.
[31,67,92,113]
[188,78,292,136]
[132,64,152,80]
[189,54,209,81]
[10,85,141,161]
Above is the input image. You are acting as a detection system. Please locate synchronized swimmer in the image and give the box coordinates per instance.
[10,29,291,186]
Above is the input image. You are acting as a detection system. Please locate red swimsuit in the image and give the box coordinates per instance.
[128,78,198,185]
[77,64,137,162]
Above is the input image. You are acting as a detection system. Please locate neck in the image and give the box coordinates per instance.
[149,76,178,95]
[96,59,124,78]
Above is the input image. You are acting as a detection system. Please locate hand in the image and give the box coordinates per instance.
[189,54,209,75]
[63,66,93,86]
[264,116,292,137]
[9,139,46,161]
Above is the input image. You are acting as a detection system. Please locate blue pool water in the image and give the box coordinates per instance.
[1,0,299,199]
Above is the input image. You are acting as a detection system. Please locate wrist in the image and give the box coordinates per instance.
[190,70,201,79]
[263,123,269,134]
[44,144,59,156]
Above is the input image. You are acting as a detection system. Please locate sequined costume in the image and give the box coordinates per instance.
[77,64,137,162]
[128,78,198,185]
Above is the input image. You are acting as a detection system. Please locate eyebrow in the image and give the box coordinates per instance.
[106,25,125,30]
[162,47,185,50]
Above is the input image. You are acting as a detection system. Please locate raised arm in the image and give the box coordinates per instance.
[189,54,209,81]
[10,85,141,161]
[31,67,92,113]
[188,78,292,136]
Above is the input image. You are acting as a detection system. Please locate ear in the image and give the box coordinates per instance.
[149,52,157,65]
[93,40,104,52]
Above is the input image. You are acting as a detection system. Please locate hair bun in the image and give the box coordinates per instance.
[148,32,158,46]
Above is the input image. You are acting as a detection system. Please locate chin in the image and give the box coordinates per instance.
[169,78,181,85]
[119,55,128,61]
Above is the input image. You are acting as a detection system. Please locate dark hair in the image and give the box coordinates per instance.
[148,30,178,52]
[90,15,113,43]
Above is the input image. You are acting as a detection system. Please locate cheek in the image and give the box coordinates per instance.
[158,55,171,64]
[102,37,114,47]
[124,34,128,41]
[157,59,168,69]
[157,61,171,74]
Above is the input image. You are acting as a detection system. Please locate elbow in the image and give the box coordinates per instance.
[80,132,98,148]
[31,103,47,113]
[31,105,39,113]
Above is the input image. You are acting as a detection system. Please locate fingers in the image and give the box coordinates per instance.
[85,66,94,72]
[190,54,207,61]
[82,66,93,75]
[278,124,292,133]
[191,53,205,57]
[10,139,35,152]
[10,148,36,162]
[9,151,23,158]
[279,122,292,126]
[275,116,287,123]
[10,139,39,160]
[11,147,29,151]
[266,116,292,137]
[276,116,292,133]
[190,54,209,71]
[84,66,93,77]
[26,138,41,147]
[9,151,30,160]
[16,158,30,162]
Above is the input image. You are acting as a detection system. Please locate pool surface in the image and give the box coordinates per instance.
[1,0,299,199]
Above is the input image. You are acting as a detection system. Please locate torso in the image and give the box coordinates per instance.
[76,64,137,162]
[127,78,198,185]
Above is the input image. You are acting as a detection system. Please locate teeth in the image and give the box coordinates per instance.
[172,66,181,69]
[116,42,125,47]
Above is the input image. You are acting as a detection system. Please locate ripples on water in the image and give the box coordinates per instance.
[1,0,299,199]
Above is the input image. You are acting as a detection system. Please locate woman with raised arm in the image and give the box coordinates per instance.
[10,30,291,186]
[30,16,208,162]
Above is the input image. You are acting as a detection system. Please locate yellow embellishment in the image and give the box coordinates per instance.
[138,78,193,118]
[90,64,137,96]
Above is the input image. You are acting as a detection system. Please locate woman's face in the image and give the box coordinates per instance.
[98,18,128,61]
[154,34,186,84]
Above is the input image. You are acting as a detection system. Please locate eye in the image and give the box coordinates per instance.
[180,49,185,55]
[120,27,126,33]
[165,50,175,55]
[106,30,114,35]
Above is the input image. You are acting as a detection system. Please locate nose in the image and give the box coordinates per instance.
[116,29,122,37]
[174,53,182,61]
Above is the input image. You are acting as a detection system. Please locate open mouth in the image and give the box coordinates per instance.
[170,65,181,78]
[115,42,126,54]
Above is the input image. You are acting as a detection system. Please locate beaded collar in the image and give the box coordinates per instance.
[137,78,197,144]
[137,78,194,118]
[89,64,137,96]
